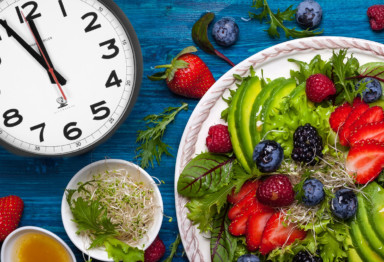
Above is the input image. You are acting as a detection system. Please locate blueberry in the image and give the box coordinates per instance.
[302,178,325,206]
[356,77,383,103]
[212,17,239,47]
[331,189,358,220]
[253,140,283,173]
[296,0,322,29]
[237,254,260,262]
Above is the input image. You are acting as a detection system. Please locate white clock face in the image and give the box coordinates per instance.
[0,0,140,156]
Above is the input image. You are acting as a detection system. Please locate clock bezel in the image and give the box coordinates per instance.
[0,0,143,157]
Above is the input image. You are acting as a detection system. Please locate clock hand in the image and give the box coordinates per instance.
[0,19,67,86]
[21,14,67,101]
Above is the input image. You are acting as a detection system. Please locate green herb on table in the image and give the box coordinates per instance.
[163,234,182,262]
[249,0,323,39]
[135,102,188,169]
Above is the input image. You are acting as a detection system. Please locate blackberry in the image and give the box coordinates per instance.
[291,124,323,165]
[293,251,323,262]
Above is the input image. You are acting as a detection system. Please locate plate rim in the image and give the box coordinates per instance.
[174,36,384,262]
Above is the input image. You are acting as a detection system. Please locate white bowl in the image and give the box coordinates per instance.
[1,226,76,262]
[61,159,163,262]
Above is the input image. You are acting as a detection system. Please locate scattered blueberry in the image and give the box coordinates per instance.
[356,77,383,103]
[296,0,323,29]
[237,254,260,262]
[293,250,323,262]
[302,178,325,206]
[253,140,283,173]
[212,17,239,47]
[331,189,358,220]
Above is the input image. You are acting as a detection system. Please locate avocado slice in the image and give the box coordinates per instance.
[260,79,296,138]
[346,235,364,262]
[350,220,384,262]
[363,182,384,243]
[249,77,287,149]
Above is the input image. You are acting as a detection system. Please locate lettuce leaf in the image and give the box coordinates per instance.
[104,238,144,262]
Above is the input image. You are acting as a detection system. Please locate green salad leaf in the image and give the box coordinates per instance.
[288,55,332,85]
[104,238,144,262]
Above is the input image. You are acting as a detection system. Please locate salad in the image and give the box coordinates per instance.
[177,49,384,262]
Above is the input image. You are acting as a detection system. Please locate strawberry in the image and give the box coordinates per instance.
[348,106,384,136]
[346,139,384,184]
[349,121,384,146]
[148,46,215,98]
[353,97,364,106]
[368,5,384,31]
[329,102,352,132]
[227,180,260,204]
[305,74,336,103]
[228,187,257,220]
[259,212,307,255]
[144,235,166,262]
[339,102,369,146]
[0,195,24,241]
[246,211,275,251]
[206,124,233,153]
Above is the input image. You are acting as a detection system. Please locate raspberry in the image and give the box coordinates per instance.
[256,175,295,207]
[368,5,384,31]
[206,124,232,153]
[144,236,166,262]
[305,74,336,103]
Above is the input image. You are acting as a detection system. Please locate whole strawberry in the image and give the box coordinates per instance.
[306,73,336,103]
[148,46,215,98]
[368,5,384,31]
[0,195,24,241]
[206,124,233,153]
[145,236,166,262]
[256,175,294,207]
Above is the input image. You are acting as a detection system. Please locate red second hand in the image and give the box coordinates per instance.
[21,13,67,101]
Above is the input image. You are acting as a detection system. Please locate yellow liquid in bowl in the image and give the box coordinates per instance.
[13,232,72,262]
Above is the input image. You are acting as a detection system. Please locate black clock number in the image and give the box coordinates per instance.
[64,122,82,141]
[58,0,67,17]
[30,123,45,142]
[106,70,122,88]
[3,109,23,127]
[82,12,101,33]
[99,39,119,59]
[15,1,42,24]
[90,101,110,120]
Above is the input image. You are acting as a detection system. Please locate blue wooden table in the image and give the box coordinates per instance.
[1,0,384,261]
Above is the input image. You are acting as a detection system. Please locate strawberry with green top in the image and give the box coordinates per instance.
[148,46,215,98]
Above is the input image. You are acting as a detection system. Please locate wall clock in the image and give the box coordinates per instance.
[0,0,142,156]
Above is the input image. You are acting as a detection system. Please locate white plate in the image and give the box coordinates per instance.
[62,159,163,262]
[174,36,384,262]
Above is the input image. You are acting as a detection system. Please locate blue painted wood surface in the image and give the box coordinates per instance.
[1,0,384,261]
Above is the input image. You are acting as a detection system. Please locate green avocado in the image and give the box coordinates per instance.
[363,182,384,243]
[249,77,287,151]
[346,235,364,262]
[260,79,296,138]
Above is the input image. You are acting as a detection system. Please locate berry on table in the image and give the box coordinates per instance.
[0,195,24,242]
[331,189,358,220]
[305,74,336,103]
[302,178,325,206]
[293,250,323,262]
[144,236,166,262]
[291,124,323,165]
[212,17,239,47]
[206,124,233,153]
[237,254,260,262]
[256,174,295,207]
[296,0,323,29]
[356,77,383,103]
[253,140,284,173]
[367,5,384,31]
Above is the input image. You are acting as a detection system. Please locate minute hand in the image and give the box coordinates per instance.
[0,19,66,85]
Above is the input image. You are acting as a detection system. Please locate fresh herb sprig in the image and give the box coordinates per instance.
[135,103,188,169]
[163,234,182,262]
[249,0,323,39]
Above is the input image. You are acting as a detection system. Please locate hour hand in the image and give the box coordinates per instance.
[0,19,66,86]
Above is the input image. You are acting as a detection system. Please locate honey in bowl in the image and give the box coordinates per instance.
[12,232,72,262]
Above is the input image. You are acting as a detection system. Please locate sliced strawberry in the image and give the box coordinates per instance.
[353,97,364,106]
[259,212,307,255]
[329,102,352,132]
[346,139,384,184]
[348,106,384,135]
[349,121,384,146]
[339,103,369,146]
[227,180,260,205]
[228,188,257,220]
[246,211,275,251]
[228,206,266,236]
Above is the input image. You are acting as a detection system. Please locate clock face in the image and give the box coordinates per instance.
[0,0,142,156]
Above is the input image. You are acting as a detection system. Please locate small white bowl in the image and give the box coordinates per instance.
[1,226,76,262]
[61,159,163,262]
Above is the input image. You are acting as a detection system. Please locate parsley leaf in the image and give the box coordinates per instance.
[135,102,188,168]
[249,0,323,39]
